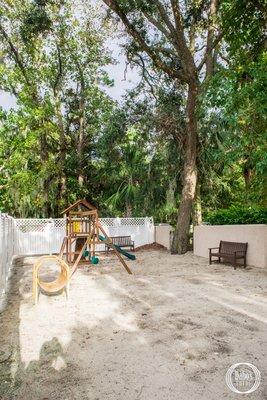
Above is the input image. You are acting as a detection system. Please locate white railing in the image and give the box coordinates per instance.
[14,216,154,255]
[0,213,15,296]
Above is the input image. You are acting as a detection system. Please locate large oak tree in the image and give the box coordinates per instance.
[102,0,222,253]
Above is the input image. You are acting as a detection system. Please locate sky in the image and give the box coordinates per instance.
[0,0,142,110]
[0,37,140,110]
[0,91,17,110]
[103,41,140,102]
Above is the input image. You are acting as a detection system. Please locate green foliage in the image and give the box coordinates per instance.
[205,206,267,225]
[198,51,267,210]
[20,0,52,41]
[220,0,266,60]
[0,0,266,225]
[0,0,114,217]
[96,98,176,218]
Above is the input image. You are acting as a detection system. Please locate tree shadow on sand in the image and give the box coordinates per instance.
[0,256,145,400]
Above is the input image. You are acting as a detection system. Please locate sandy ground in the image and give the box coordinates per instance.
[0,249,266,400]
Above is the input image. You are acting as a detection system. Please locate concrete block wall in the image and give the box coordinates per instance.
[194,224,267,268]
[155,224,172,250]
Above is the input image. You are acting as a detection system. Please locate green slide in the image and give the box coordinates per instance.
[99,235,136,260]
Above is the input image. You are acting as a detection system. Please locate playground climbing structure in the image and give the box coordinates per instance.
[59,199,133,276]
[32,200,135,303]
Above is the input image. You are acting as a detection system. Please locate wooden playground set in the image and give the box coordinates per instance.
[33,200,135,303]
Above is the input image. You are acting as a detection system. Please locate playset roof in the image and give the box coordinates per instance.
[61,199,97,214]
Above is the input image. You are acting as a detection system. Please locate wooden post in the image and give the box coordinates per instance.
[33,265,38,304]
[92,220,96,257]
[70,232,93,277]
[67,236,71,263]
[59,237,67,258]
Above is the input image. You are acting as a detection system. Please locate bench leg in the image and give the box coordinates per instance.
[234,257,237,270]
[209,254,212,265]
[244,257,247,268]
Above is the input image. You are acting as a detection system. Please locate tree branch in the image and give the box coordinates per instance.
[0,23,30,86]
[204,0,218,78]
[52,43,63,95]
[153,0,176,34]
[102,0,187,82]
[142,5,187,65]
[197,31,223,72]
[153,0,189,68]
[135,53,158,101]
[169,0,197,78]
[143,10,171,40]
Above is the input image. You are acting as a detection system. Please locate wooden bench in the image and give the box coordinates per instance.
[209,241,248,269]
[105,236,134,254]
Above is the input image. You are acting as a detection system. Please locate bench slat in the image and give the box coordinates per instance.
[105,236,134,252]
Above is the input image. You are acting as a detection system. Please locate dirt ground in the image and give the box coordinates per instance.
[0,250,266,400]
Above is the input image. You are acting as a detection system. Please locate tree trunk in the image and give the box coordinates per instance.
[39,130,51,217]
[58,146,67,203]
[125,201,133,217]
[206,0,218,78]
[77,95,85,187]
[193,184,202,225]
[171,81,198,254]
[166,178,177,206]
[54,97,67,215]
[125,176,133,217]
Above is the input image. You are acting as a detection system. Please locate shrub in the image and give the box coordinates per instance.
[204,206,267,225]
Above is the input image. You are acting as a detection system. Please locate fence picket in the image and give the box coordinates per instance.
[0,213,15,297]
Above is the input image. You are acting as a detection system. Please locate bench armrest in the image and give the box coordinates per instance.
[209,247,219,250]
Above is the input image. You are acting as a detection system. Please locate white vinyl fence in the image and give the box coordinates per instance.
[0,215,154,295]
[14,217,154,255]
[14,218,66,255]
[0,213,16,295]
